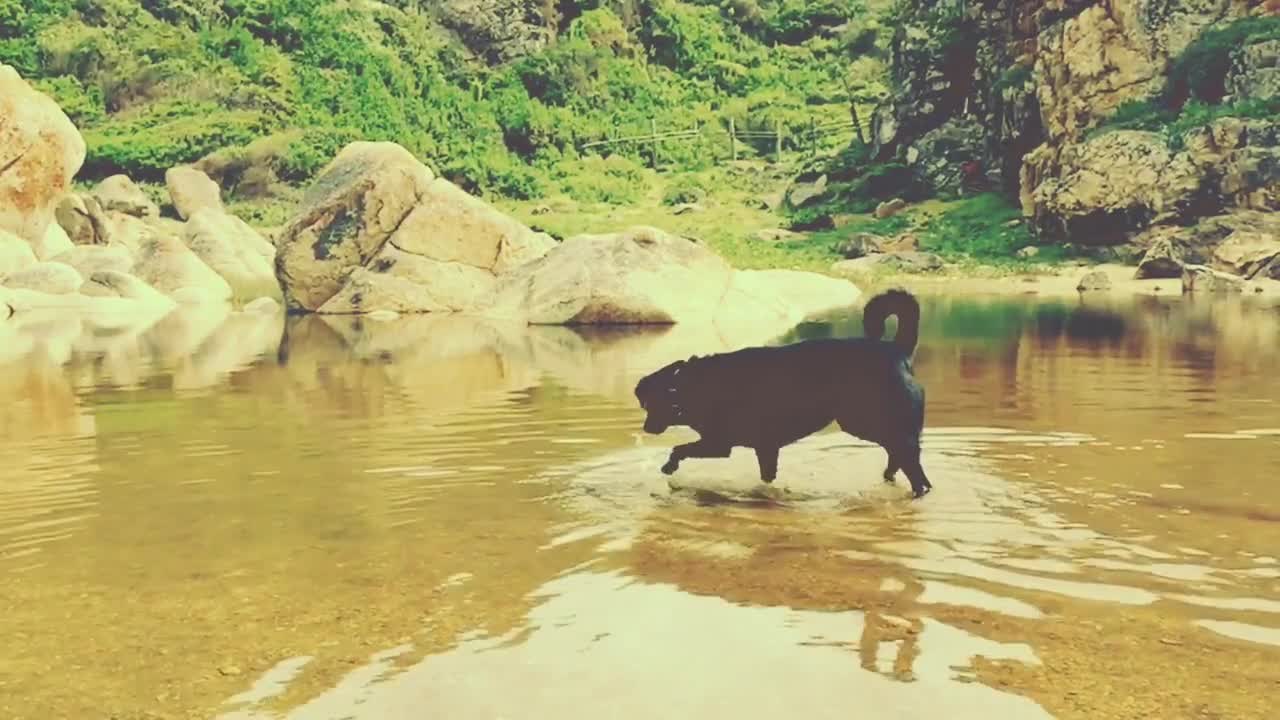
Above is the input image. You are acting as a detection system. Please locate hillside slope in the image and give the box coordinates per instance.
[2,0,892,204]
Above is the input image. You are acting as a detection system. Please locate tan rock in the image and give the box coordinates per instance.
[182,209,280,302]
[32,221,74,261]
[1212,231,1280,279]
[1028,131,1201,241]
[486,226,735,324]
[276,141,435,312]
[0,229,37,276]
[874,198,907,219]
[49,244,134,278]
[92,174,159,218]
[55,193,112,246]
[133,235,233,302]
[493,232,557,275]
[2,261,83,295]
[318,246,497,315]
[165,166,223,220]
[1183,264,1246,293]
[1076,270,1112,292]
[0,64,87,243]
[716,269,860,332]
[389,178,526,269]
[1134,236,1185,280]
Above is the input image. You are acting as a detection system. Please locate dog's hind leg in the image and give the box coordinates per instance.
[896,445,932,499]
[662,439,732,475]
[754,446,780,483]
[882,451,899,484]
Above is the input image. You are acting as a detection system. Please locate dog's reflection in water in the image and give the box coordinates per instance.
[635,288,934,499]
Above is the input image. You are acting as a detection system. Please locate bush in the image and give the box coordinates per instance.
[82,102,273,180]
[662,174,709,205]
[556,154,651,204]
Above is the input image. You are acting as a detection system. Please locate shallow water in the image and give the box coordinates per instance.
[2,292,1279,719]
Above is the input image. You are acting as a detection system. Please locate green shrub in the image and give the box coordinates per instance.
[556,154,651,204]
[83,102,273,180]
[662,174,709,205]
[32,75,106,125]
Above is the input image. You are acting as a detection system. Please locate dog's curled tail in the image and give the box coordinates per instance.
[863,288,920,356]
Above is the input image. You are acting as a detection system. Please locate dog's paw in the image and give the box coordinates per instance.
[910,486,932,500]
[660,460,679,475]
[883,475,897,484]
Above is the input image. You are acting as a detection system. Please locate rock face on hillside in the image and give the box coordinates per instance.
[874,0,1279,251]
[438,0,551,64]
[0,64,87,244]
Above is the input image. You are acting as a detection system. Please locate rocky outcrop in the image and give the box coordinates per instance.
[438,0,551,64]
[1026,130,1202,243]
[0,64,87,244]
[874,1,1274,248]
[275,141,555,315]
[166,166,224,220]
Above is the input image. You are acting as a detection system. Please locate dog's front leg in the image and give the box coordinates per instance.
[661,439,731,474]
[755,446,779,483]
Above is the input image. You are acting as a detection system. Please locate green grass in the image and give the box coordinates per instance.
[917,193,1061,263]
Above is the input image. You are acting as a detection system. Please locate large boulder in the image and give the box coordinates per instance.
[182,208,280,302]
[1134,235,1186,280]
[1025,130,1202,243]
[32,222,74,261]
[0,230,37,276]
[133,235,233,303]
[716,270,860,331]
[832,251,944,275]
[1,261,83,295]
[486,226,735,324]
[1183,264,1246,293]
[0,64,87,243]
[316,245,498,314]
[276,142,437,312]
[1212,231,1280,279]
[92,175,159,218]
[166,166,223,220]
[276,141,553,314]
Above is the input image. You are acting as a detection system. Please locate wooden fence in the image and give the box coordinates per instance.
[578,115,867,169]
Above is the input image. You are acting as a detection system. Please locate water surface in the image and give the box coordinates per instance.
[2,292,1279,719]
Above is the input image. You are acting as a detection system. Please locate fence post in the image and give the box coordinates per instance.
[775,119,783,163]
[729,118,737,162]
[648,118,658,169]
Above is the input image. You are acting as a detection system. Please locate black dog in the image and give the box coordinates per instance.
[633,288,932,498]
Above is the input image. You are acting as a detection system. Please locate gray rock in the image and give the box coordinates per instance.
[1076,270,1112,292]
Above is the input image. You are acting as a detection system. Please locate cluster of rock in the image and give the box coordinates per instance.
[5,62,861,332]
[2,64,281,322]
[868,0,1280,277]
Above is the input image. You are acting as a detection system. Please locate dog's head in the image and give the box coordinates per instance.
[634,359,691,434]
